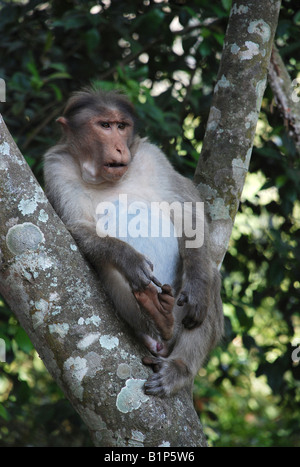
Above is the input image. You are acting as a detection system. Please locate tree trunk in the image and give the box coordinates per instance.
[195,0,281,268]
[0,0,281,448]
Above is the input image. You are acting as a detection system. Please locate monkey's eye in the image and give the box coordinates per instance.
[100,122,110,129]
[118,123,126,130]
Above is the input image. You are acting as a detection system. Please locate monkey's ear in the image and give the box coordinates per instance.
[56,116,69,130]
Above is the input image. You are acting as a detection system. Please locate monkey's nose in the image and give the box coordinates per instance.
[115,145,130,162]
[115,145,127,156]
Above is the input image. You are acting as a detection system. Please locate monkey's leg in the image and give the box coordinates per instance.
[143,295,224,397]
[134,283,174,341]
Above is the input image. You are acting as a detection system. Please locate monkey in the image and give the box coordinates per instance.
[43,88,224,397]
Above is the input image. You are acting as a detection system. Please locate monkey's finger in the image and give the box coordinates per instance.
[144,374,166,396]
[131,279,150,292]
[145,258,154,271]
[150,275,163,288]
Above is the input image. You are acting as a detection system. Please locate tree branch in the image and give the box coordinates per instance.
[195,0,282,268]
[268,44,300,154]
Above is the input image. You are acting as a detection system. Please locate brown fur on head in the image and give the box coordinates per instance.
[58,88,137,132]
[56,88,138,184]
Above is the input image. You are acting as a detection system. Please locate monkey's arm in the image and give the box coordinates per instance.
[168,176,216,329]
[177,240,214,328]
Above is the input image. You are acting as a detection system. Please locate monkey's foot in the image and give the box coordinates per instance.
[134,283,174,341]
[142,356,191,397]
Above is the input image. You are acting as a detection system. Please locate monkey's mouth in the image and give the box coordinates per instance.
[102,162,128,179]
[104,162,127,168]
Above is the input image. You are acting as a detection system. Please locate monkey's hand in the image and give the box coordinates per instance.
[177,282,209,329]
[118,249,155,292]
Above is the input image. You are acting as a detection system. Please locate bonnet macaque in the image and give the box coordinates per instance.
[43,89,223,397]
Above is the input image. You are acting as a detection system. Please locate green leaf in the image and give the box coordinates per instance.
[293,10,300,25]
[45,72,71,81]
[267,260,285,287]
[199,41,212,58]
[62,14,87,31]
[213,32,225,45]
[235,306,253,331]
[44,31,53,53]
[48,63,69,73]
[91,80,117,92]
[84,29,100,54]
[275,175,287,188]
[26,60,40,80]
[0,404,9,421]
[14,328,33,354]
[49,83,63,101]
[24,155,36,168]
[221,0,232,11]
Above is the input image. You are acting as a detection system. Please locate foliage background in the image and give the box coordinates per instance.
[0,0,299,447]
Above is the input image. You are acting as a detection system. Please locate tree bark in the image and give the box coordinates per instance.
[195,0,282,268]
[268,45,300,155]
[0,0,281,448]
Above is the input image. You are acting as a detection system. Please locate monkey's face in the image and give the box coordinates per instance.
[59,108,135,185]
[85,110,134,184]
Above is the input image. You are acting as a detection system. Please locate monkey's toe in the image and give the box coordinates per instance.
[144,357,191,397]
[144,373,167,397]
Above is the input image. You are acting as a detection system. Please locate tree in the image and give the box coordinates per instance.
[0,0,289,447]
